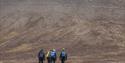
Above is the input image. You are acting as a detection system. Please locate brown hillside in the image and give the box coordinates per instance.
[0,0,125,63]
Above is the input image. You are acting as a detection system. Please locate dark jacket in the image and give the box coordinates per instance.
[38,50,45,60]
[50,51,57,60]
[60,51,67,60]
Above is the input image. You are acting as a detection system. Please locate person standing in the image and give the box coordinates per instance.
[38,49,45,63]
[46,50,51,63]
[50,49,57,63]
[60,48,67,63]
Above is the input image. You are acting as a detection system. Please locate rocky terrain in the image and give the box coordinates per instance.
[0,0,125,63]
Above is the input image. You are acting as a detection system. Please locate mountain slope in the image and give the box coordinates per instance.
[0,0,125,63]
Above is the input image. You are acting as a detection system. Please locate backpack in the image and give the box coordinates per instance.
[61,51,66,57]
[39,52,44,58]
[46,51,50,58]
[50,51,56,58]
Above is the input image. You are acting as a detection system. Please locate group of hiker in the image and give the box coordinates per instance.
[38,48,67,63]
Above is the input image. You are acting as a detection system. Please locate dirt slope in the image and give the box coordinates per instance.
[0,0,125,63]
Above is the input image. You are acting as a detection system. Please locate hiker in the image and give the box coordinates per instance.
[60,48,67,63]
[50,49,57,63]
[46,50,51,63]
[38,49,45,63]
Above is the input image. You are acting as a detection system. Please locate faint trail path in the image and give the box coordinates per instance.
[1,55,125,63]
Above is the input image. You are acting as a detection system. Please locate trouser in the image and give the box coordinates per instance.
[47,60,50,63]
[51,58,56,63]
[47,59,51,63]
[51,60,55,63]
[39,60,43,63]
[39,58,44,63]
[60,57,66,63]
[61,60,65,63]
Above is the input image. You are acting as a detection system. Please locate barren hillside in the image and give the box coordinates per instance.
[0,0,125,63]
